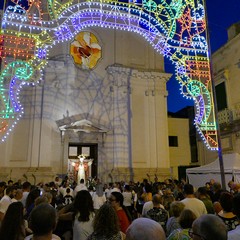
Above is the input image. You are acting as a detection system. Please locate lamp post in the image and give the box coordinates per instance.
[203,0,226,190]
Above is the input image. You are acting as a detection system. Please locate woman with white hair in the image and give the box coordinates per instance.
[126,218,166,240]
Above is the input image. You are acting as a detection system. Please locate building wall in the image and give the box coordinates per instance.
[0,28,172,183]
[168,117,191,179]
[212,33,240,109]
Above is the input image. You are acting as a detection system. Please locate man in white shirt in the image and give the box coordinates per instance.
[181,184,207,218]
[108,183,121,197]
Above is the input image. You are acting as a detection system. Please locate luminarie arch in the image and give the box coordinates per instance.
[0,0,218,150]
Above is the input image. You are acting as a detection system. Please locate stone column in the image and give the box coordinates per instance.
[130,70,171,180]
[106,65,132,166]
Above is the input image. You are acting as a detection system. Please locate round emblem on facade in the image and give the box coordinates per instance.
[70,32,101,69]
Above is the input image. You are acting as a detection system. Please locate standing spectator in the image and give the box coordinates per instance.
[0,202,26,240]
[0,186,16,222]
[217,192,239,231]
[87,203,125,240]
[63,187,74,206]
[104,183,110,198]
[0,182,6,200]
[16,179,23,188]
[26,203,60,240]
[228,192,240,239]
[205,182,214,201]
[59,181,74,199]
[54,176,61,187]
[7,180,13,186]
[25,188,41,219]
[110,192,131,234]
[73,190,95,240]
[55,202,75,239]
[141,183,152,203]
[146,194,168,231]
[213,199,223,215]
[88,186,95,198]
[181,184,207,218]
[212,182,224,203]
[122,185,133,217]
[110,183,121,195]
[34,196,49,206]
[166,201,185,237]
[162,188,175,212]
[42,192,53,205]
[227,181,235,194]
[152,175,159,195]
[197,187,214,214]
[92,180,106,213]
[12,189,23,202]
[74,179,88,197]
[21,181,31,208]
[190,214,227,240]
[135,183,145,217]
[167,209,196,240]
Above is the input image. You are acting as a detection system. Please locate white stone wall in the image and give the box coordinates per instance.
[0,28,171,183]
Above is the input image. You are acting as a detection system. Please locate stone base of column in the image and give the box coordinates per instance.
[0,167,56,184]
[110,167,171,183]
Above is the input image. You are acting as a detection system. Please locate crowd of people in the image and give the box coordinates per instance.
[0,175,239,240]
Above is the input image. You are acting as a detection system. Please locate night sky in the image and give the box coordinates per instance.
[167,0,240,112]
[1,1,240,112]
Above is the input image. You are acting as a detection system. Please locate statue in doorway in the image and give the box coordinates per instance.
[77,155,93,184]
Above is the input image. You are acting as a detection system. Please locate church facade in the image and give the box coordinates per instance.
[0,28,181,183]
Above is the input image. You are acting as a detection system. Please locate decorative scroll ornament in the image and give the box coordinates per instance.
[70,32,101,69]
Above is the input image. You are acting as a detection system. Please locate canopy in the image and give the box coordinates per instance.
[186,153,240,188]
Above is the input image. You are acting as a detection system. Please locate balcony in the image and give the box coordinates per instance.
[218,108,233,125]
[218,106,240,135]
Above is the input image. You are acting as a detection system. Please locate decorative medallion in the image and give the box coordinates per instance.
[70,32,101,69]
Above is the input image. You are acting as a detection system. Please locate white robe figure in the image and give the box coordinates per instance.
[78,162,85,184]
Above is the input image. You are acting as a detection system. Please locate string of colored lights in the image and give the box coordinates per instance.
[0,0,218,150]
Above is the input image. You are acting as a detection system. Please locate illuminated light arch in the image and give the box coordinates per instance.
[0,0,218,150]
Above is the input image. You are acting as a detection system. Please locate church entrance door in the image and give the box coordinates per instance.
[68,143,98,182]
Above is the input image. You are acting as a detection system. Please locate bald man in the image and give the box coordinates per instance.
[191,214,227,240]
[126,218,166,240]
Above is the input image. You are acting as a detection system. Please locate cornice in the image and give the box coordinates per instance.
[106,64,171,82]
